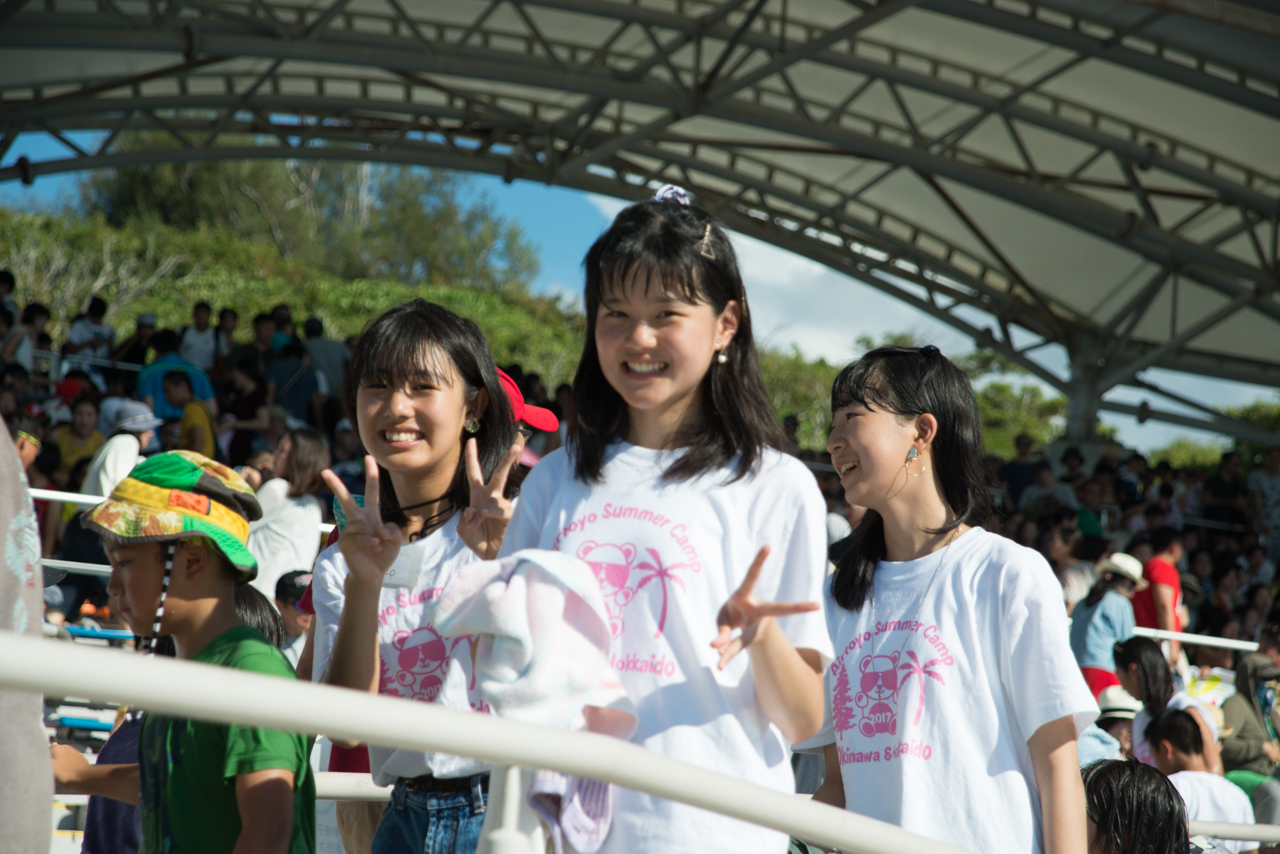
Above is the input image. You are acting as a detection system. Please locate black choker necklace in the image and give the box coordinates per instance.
[394,492,453,514]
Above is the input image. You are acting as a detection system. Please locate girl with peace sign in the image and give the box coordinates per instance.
[310,299,538,854]
[499,187,832,854]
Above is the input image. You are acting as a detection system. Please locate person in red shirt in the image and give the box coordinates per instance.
[1132,526,1184,667]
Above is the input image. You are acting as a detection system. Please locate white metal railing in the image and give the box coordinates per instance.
[1132,626,1260,652]
[29,488,336,535]
[4,631,974,854]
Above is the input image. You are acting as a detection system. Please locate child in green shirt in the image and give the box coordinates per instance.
[53,450,315,854]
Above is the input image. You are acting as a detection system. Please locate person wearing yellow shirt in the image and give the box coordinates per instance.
[52,396,105,487]
[162,371,216,459]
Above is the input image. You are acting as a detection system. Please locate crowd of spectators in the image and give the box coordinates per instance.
[1,278,572,629]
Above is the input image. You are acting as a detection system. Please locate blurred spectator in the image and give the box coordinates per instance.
[1132,526,1185,667]
[1093,461,1120,508]
[274,570,314,667]
[782,413,800,455]
[1222,628,1280,825]
[0,386,14,420]
[95,370,130,436]
[1059,446,1086,490]
[162,371,216,459]
[221,356,271,466]
[65,296,116,364]
[1041,525,1094,613]
[51,395,103,487]
[211,307,238,377]
[1208,553,1246,618]
[1243,543,1274,586]
[1069,553,1143,698]
[0,268,16,318]
[1019,460,1079,518]
[1096,685,1143,757]
[234,584,287,649]
[1117,452,1146,504]
[110,312,155,372]
[302,317,349,398]
[329,417,365,495]
[998,433,1037,506]
[270,304,299,351]
[230,313,275,377]
[1250,447,1280,566]
[177,301,218,372]
[244,427,329,601]
[1147,708,1255,854]
[1,302,49,372]
[82,400,161,498]
[266,340,322,426]
[135,329,217,420]
[1204,451,1249,528]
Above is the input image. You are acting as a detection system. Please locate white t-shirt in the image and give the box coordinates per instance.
[179,325,218,372]
[1169,770,1255,854]
[247,479,323,601]
[802,527,1098,854]
[1132,692,1218,767]
[500,443,833,854]
[67,318,115,361]
[81,433,142,497]
[310,518,489,784]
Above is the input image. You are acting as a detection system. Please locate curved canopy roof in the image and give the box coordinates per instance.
[2,0,1278,440]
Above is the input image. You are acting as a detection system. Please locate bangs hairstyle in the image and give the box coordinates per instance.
[829,347,990,612]
[571,196,780,484]
[342,299,517,530]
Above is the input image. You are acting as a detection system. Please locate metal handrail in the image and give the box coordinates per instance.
[32,349,143,372]
[29,489,336,535]
[1132,626,1260,652]
[2,631,972,854]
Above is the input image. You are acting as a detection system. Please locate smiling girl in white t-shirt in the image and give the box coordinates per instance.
[808,346,1098,854]
[500,185,833,854]
[314,299,529,854]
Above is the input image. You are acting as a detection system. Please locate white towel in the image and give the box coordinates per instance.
[433,549,638,854]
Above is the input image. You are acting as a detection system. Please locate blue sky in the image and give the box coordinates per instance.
[4,131,1273,453]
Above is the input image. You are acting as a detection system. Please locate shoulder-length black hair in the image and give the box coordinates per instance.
[829,346,990,612]
[1081,759,1188,854]
[1113,636,1172,720]
[570,196,781,484]
[342,299,517,531]
[282,427,331,499]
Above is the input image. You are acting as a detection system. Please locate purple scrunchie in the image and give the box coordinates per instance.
[651,184,691,206]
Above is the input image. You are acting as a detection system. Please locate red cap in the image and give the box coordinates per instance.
[22,402,46,420]
[55,378,85,403]
[496,368,559,433]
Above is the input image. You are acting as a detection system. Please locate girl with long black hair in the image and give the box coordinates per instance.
[499,185,831,854]
[313,299,528,854]
[809,346,1097,854]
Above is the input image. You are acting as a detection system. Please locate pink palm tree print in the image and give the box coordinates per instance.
[896,651,947,726]
[633,548,693,638]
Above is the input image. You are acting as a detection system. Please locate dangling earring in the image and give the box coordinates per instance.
[905,446,926,477]
[465,417,480,434]
[715,340,728,364]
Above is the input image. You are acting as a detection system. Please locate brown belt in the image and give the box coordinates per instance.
[402,773,489,794]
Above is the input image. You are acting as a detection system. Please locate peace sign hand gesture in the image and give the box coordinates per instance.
[458,435,525,560]
[711,546,820,670]
[320,456,403,589]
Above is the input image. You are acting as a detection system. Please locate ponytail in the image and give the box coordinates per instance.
[1113,637,1172,719]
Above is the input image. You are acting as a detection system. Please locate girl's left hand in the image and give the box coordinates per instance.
[711,545,820,670]
[458,435,525,560]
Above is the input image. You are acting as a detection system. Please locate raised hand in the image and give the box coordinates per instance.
[320,456,403,587]
[710,546,820,670]
[458,435,525,560]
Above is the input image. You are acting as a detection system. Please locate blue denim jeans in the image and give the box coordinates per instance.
[371,776,488,854]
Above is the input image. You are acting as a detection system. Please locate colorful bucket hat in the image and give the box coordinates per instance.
[85,450,262,581]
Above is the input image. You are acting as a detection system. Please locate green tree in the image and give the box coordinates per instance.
[1148,437,1228,472]
[80,136,538,292]
[758,347,840,450]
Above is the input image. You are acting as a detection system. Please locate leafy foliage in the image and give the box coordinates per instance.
[1148,437,1229,472]
[758,347,840,451]
[81,138,538,292]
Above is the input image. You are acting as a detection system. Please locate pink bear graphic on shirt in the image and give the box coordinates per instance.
[380,625,471,702]
[577,541,637,638]
[852,652,900,738]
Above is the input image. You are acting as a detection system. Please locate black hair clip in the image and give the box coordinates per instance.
[920,345,940,357]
